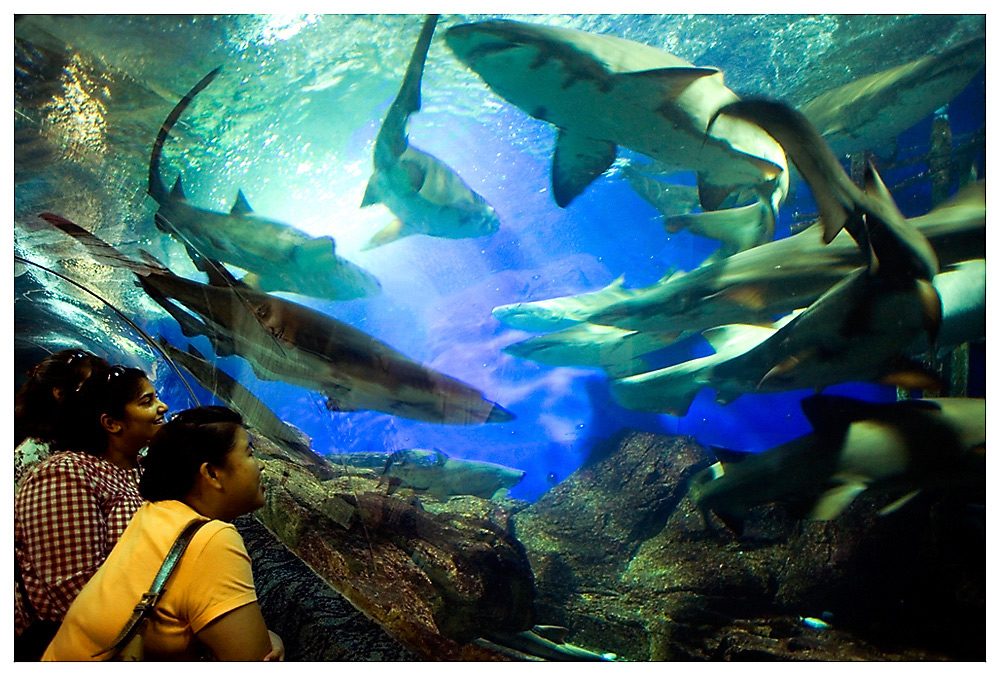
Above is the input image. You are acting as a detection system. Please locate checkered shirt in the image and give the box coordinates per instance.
[14,450,143,635]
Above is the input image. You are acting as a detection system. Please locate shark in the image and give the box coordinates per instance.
[445,18,789,213]
[502,322,684,377]
[360,14,500,250]
[800,36,986,158]
[492,272,668,333]
[154,336,333,477]
[40,213,515,427]
[590,178,984,337]
[377,448,524,501]
[688,394,986,535]
[149,68,381,301]
[620,164,701,218]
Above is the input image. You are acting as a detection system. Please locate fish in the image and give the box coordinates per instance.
[360,14,499,250]
[479,625,614,661]
[154,336,332,477]
[39,213,515,426]
[378,448,524,501]
[800,36,986,157]
[590,179,983,335]
[502,322,684,377]
[149,68,381,301]
[688,394,986,535]
[445,19,788,212]
[492,273,653,333]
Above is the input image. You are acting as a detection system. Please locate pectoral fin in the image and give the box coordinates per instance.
[551,130,616,207]
[808,481,868,520]
[361,219,407,251]
[293,236,337,266]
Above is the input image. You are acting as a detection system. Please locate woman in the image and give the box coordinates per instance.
[14,365,169,658]
[43,406,284,661]
[14,349,111,491]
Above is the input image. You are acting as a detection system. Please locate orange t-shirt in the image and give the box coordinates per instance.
[42,500,257,661]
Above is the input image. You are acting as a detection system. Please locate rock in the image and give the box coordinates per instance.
[253,453,537,660]
[511,428,984,661]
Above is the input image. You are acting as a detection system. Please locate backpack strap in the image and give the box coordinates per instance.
[93,519,210,660]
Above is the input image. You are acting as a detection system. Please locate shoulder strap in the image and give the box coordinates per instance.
[94,519,210,660]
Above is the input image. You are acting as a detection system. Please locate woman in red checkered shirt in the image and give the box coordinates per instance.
[14,349,111,492]
[14,365,169,660]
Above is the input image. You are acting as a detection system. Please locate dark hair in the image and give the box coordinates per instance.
[14,349,111,447]
[139,406,245,503]
[68,365,151,456]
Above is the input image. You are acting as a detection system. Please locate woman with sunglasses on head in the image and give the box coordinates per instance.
[14,349,111,492]
[44,406,284,661]
[14,365,169,660]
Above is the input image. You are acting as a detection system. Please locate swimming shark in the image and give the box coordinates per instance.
[800,36,986,158]
[149,68,381,301]
[588,176,982,339]
[502,322,684,377]
[378,448,524,501]
[360,14,500,250]
[154,336,332,477]
[620,164,701,218]
[39,213,515,427]
[688,394,986,535]
[492,272,672,333]
[445,18,788,213]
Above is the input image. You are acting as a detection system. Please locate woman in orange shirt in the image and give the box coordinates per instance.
[42,405,284,661]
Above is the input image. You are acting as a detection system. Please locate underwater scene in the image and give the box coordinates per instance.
[13,13,986,661]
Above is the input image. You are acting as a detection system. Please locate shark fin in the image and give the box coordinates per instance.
[808,481,868,520]
[293,236,337,267]
[531,626,571,645]
[604,356,650,379]
[709,446,751,467]
[877,489,922,516]
[401,158,427,192]
[360,177,382,207]
[551,129,616,207]
[361,219,407,251]
[230,189,254,217]
[620,66,720,101]
[701,324,776,354]
[696,177,737,212]
[171,176,186,199]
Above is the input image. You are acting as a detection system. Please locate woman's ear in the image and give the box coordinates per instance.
[199,462,223,490]
[100,413,122,435]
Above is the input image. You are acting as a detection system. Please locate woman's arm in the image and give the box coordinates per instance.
[195,602,274,661]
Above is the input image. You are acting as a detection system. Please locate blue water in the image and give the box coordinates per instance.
[13,14,987,502]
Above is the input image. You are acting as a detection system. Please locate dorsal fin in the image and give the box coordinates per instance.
[709,445,750,467]
[231,189,254,217]
[171,176,186,199]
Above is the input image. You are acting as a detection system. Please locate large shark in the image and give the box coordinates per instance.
[154,336,332,477]
[41,213,514,426]
[688,394,986,535]
[590,179,984,337]
[445,19,789,212]
[378,448,524,501]
[800,36,986,158]
[149,68,381,301]
[360,14,499,250]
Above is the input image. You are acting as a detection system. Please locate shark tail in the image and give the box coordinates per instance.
[149,67,221,202]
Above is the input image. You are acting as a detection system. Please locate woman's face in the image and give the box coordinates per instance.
[116,377,169,451]
[216,427,266,519]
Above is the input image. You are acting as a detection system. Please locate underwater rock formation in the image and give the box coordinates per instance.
[252,447,537,660]
[511,429,985,661]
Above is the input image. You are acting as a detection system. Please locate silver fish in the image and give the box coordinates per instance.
[378,448,524,501]
[360,14,499,250]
